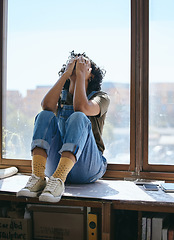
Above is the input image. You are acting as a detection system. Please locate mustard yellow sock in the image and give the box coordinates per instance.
[53,157,74,182]
[32,155,46,179]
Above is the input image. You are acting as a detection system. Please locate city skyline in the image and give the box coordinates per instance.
[4,81,174,164]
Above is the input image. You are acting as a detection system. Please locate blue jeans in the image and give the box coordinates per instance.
[31,107,107,183]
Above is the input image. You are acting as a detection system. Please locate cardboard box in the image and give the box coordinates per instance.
[0,218,32,240]
[29,205,85,240]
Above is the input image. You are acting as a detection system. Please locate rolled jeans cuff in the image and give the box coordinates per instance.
[59,143,81,160]
[31,139,50,155]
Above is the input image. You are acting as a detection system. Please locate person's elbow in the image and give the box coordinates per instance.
[41,100,56,113]
[74,102,88,114]
[74,105,86,113]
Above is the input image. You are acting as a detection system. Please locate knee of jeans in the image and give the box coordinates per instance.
[67,112,90,128]
[69,111,89,122]
[35,110,55,123]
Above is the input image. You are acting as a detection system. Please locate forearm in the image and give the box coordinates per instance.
[73,73,88,112]
[41,72,69,112]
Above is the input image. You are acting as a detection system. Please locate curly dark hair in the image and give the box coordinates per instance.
[58,50,106,95]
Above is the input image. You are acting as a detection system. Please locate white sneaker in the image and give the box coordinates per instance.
[39,176,65,203]
[16,174,46,198]
[0,167,18,179]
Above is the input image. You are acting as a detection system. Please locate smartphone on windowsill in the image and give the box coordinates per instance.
[143,184,159,191]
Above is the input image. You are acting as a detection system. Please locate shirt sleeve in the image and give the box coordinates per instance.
[90,92,110,117]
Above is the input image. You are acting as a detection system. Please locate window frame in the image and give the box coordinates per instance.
[1,0,174,180]
[0,0,31,173]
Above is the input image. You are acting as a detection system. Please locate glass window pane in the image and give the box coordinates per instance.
[3,0,130,163]
[149,0,174,164]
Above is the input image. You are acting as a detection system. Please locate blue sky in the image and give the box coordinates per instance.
[149,0,174,84]
[150,0,174,21]
[8,0,129,31]
[6,0,174,96]
[7,0,130,95]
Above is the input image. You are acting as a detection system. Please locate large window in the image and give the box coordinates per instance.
[149,0,174,165]
[1,0,174,180]
[3,0,130,163]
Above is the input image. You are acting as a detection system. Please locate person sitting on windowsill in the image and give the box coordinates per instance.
[17,50,110,203]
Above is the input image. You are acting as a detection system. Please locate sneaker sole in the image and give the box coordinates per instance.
[16,189,42,198]
[39,191,64,203]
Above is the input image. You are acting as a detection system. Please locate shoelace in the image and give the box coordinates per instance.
[25,175,38,188]
[44,178,61,193]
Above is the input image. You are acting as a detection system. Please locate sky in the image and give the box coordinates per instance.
[7,0,130,96]
[6,0,174,96]
[149,0,174,84]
